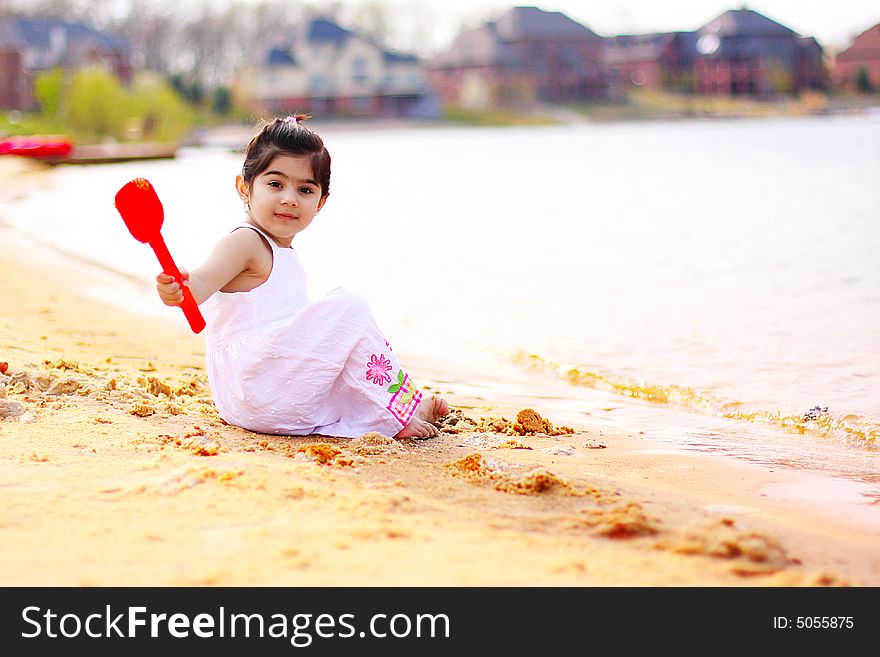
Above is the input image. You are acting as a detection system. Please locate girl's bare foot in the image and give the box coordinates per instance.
[417,395,449,423]
[394,395,449,439]
[394,417,438,439]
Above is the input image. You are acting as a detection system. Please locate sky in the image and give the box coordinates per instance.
[298,0,879,53]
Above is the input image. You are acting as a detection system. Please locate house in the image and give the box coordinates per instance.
[0,16,130,111]
[427,6,606,109]
[233,18,434,118]
[692,9,826,96]
[605,32,698,93]
[835,23,880,91]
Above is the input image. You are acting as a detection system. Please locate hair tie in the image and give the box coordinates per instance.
[283,116,298,124]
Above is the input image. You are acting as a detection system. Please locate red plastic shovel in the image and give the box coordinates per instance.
[114,178,206,334]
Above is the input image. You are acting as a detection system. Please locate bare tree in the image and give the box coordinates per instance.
[344,0,390,44]
[111,0,182,73]
[381,1,443,56]
[176,0,308,85]
[2,0,439,87]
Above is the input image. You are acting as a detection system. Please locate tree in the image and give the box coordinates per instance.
[212,86,232,115]
[766,62,793,96]
[31,68,192,142]
[188,80,204,105]
[33,68,65,119]
[65,69,127,138]
[5,0,311,86]
[855,66,873,94]
[125,73,193,141]
[347,1,390,44]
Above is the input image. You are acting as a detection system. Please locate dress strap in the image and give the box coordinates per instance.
[233,223,278,251]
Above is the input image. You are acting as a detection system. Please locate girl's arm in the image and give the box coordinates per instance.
[156,228,269,306]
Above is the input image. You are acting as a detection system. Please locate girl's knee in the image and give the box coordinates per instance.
[328,287,371,315]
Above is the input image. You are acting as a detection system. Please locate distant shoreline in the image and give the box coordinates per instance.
[201,93,880,139]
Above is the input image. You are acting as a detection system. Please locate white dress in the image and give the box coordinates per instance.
[201,223,422,437]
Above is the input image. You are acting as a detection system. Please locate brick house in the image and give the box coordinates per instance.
[835,23,880,91]
[0,16,130,111]
[233,18,434,118]
[605,32,698,93]
[427,6,606,109]
[692,9,826,96]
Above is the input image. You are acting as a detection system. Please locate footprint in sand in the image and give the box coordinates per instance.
[654,518,795,576]
[0,399,26,420]
[446,452,590,496]
[541,445,578,456]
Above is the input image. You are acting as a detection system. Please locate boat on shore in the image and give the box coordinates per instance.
[1,137,177,164]
[50,141,178,165]
[0,136,73,160]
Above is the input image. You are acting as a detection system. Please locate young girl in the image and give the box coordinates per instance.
[156,115,447,438]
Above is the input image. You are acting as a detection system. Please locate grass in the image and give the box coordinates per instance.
[439,89,875,127]
[566,89,845,122]
[441,106,560,126]
[0,112,70,138]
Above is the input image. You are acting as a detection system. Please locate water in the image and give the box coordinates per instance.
[3,114,879,483]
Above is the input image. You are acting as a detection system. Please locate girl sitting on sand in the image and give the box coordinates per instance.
[156,115,447,438]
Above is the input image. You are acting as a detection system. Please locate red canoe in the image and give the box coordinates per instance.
[0,136,74,159]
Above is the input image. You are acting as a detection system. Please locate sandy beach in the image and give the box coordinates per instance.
[1,167,878,588]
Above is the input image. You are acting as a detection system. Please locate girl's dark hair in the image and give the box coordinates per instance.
[241,114,331,196]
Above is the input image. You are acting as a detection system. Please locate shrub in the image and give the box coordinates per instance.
[26,68,194,142]
[855,67,873,94]
[33,67,64,120]
[212,86,232,115]
[65,69,129,139]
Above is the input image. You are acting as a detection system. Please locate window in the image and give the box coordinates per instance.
[352,57,368,84]
[310,75,327,92]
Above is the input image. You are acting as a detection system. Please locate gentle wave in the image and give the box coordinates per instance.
[511,352,879,448]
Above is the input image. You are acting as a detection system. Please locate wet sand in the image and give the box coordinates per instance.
[0,177,878,584]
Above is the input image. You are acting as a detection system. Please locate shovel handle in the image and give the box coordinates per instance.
[150,236,206,334]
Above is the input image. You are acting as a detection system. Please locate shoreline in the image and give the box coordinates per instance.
[1,219,878,585]
[176,94,880,147]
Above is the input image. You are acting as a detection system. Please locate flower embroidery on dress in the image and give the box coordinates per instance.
[365,353,393,386]
[386,369,421,426]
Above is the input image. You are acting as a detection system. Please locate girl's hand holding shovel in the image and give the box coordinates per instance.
[156,269,191,307]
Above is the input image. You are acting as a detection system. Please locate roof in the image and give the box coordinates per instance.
[606,32,700,66]
[494,6,598,40]
[0,18,19,48]
[264,18,420,68]
[429,6,598,69]
[837,24,880,61]
[429,24,519,69]
[382,50,417,65]
[306,18,354,45]
[607,33,677,63]
[693,9,818,61]
[697,9,797,38]
[0,17,128,54]
[266,47,297,66]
